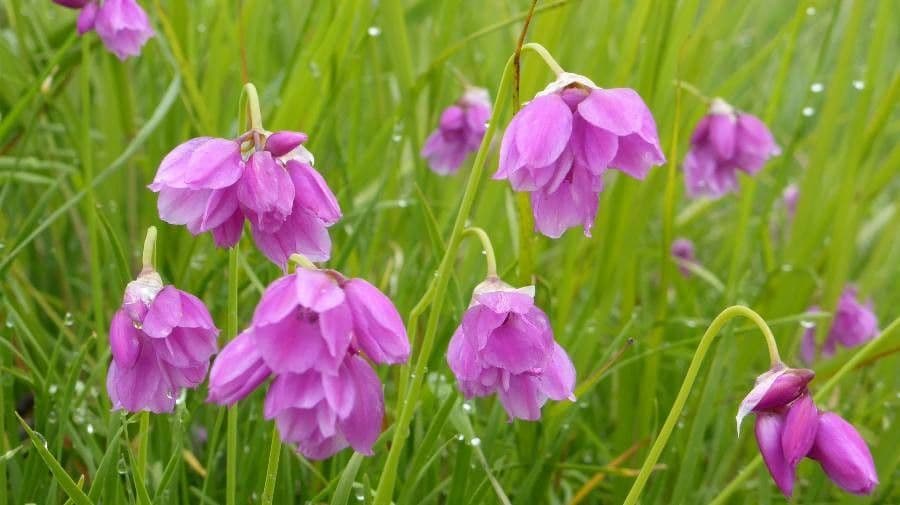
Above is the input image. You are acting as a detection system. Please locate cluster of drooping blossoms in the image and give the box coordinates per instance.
[738,363,878,496]
[150,130,341,268]
[52,0,154,60]
[447,277,575,420]
[684,98,780,198]
[800,287,878,363]
[107,266,219,412]
[208,266,409,459]
[670,237,697,277]
[494,72,665,238]
[421,88,492,175]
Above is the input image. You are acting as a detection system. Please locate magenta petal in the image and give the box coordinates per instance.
[530,165,599,238]
[781,394,818,466]
[512,94,573,168]
[211,208,244,248]
[322,367,356,419]
[200,187,240,232]
[707,114,737,160]
[109,310,141,368]
[755,412,794,497]
[318,302,353,361]
[141,286,183,338]
[156,187,211,232]
[294,269,346,313]
[577,88,652,138]
[499,374,543,421]
[286,160,341,225]
[107,344,175,413]
[255,318,324,374]
[737,366,814,433]
[733,113,779,173]
[207,330,271,405]
[266,131,309,157]
[184,138,243,189]
[252,275,301,326]
[343,278,410,364]
[76,2,98,34]
[93,0,154,60]
[573,119,618,175]
[439,106,465,130]
[460,305,508,350]
[808,412,878,495]
[473,290,535,315]
[238,152,295,232]
[447,327,483,382]
[151,327,217,368]
[338,356,384,455]
[539,343,576,401]
[264,372,324,418]
[250,209,332,268]
[609,134,665,180]
[481,313,553,374]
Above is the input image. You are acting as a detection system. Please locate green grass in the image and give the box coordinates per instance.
[1,1,898,503]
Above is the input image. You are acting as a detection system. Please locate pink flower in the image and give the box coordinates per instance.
[782,183,799,219]
[823,286,878,355]
[808,412,879,495]
[684,98,780,198]
[447,278,575,421]
[107,268,218,413]
[670,237,696,277]
[421,88,491,175]
[494,72,665,238]
[70,0,154,60]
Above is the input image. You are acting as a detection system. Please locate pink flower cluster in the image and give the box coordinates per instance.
[53,0,154,60]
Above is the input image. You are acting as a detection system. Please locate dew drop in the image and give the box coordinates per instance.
[461,402,473,413]
[74,381,85,395]
[367,26,382,37]
[48,384,58,395]
[469,437,481,447]
[806,6,816,15]
[800,320,815,329]
[86,423,94,435]
[117,457,128,474]
[810,82,824,93]
[391,134,402,143]
[802,107,815,117]
[852,80,865,90]
[397,199,408,208]
[456,433,465,441]
[197,23,207,33]
[5,319,13,328]
[34,431,48,449]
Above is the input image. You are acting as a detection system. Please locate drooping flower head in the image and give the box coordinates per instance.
[64,0,154,60]
[494,72,665,238]
[684,98,780,198]
[150,127,341,268]
[208,264,409,459]
[739,361,877,497]
[670,237,696,277]
[421,87,492,175]
[447,277,575,421]
[107,267,219,413]
[823,286,878,356]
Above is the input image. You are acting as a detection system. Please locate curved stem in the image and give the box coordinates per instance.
[372,54,516,505]
[463,227,498,278]
[673,80,710,104]
[522,42,565,76]
[240,82,264,149]
[141,226,157,270]
[288,253,317,271]
[622,305,779,505]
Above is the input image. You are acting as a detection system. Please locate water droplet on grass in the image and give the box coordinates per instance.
[456,433,465,441]
[63,312,74,327]
[802,107,815,117]
[48,384,58,395]
[470,437,481,447]
[806,6,816,15]
[800,320,815,329]
[810,83,824,93]
[367,26,382,37]
[117,457,128,474]
[852,80,865,90]
[462,402,473,413]
[86,423,94,435]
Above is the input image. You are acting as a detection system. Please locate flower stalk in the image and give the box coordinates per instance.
[522,42,565,76]
[463,227,498,278]
[141,225,157,270]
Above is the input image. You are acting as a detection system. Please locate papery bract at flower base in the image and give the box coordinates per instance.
[823,286,878,355]
[494,72,664,238]
[107,269,219,413]
[684,98,780,198]
[91,0,154,60]
[264,354,384,460]
[421,88,492,175]
[808,412,879,495]
[206,330,271,405]
[447,278,575,421]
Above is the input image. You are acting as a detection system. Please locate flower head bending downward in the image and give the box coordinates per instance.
[421,87,492,175]
[494,72,665,238]
[54,0,154,60]
[208,263,409,459]
[447,277,575,421]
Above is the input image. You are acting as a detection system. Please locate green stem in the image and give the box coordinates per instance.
[81,38,104,335]
[288,253,317,271]
[622,305,779,505]
[225,245,240,505]
[522,42,565,76]
[708,316,900,505]
[137,412,150,480]
[463,227,498,278]
[372,55,515,505]
[673,80,710,103]
[260,425,281,505]
[141,226,157,269]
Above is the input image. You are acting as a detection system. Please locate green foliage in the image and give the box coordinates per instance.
[0,1,897,504]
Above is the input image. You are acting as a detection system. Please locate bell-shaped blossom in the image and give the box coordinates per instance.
[264,354,384,459]
[421,87,492,175]
[684,98,780,198]
[823,286,878,355]
[737,364,814,433]
[754,393,818,497]
[206,330,271,405]
[71,0,154,60]
[670,238,696,277]
[494,72,664,238]
[447,278,575,421]
[150,130,341,266]
[107,268,218,413]
[808,412,878,495]
[342,278,410,364]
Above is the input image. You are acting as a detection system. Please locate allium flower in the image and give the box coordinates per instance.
[493,72,665,238]
[684,98,780,198]
[264,354,384,459]
[823,286,878,356]
[150,130,341,267]
[670,238,696,277]
[447,278,575,421]
[208,265,408,459]
[69,0,154,60]
[740,362,878,497]
[808,412,879,495]
[421,88,491,175]
[107,268,218,413]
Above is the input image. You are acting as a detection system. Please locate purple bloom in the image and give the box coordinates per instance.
[107,268,218,413]
[75,0,154,60]
[421,88,492,175]
[264,354,384,459]
[823,286,878,355]
[150,131,341,267]
[737,364,814,433]
[670,237,696,277]
[494,72,665,238]
[53,0,90,8]
[808,412,879,495]
[799,305,820,364]
[447,278,575,421]
[754,394,818,497]
[782,183,799,219]
[684,98,780,198]
[209,266,408,459]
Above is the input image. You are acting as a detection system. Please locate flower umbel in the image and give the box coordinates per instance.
[58,0,155,60]
[823,286,878,356]
[421,87,492,175]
